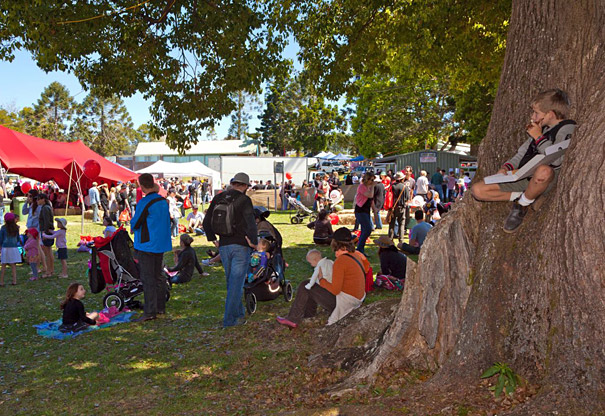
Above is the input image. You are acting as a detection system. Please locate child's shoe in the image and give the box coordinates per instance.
[59,274,69,279]
[29,276,38,281]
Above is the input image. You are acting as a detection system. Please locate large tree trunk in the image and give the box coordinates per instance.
[334,1,605,412]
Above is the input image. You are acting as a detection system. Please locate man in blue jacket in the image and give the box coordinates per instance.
[131,173,172,322]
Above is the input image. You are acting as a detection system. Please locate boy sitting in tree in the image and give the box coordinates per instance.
[471,89,576,232]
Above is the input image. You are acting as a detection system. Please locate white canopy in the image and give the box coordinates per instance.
[136,160,221,190]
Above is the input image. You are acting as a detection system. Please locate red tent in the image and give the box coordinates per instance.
[0,126,138,189]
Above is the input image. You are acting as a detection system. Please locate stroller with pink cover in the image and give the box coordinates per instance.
[88,228,171,310]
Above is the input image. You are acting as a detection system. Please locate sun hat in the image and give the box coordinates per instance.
[4,212,16,222]
[394,172,404,180]
[56,218,68,229]
[333,227,354,242]
[230,172,251,185]
[374,235,394,248]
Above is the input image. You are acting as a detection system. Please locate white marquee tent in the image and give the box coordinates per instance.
[136,160,221,190]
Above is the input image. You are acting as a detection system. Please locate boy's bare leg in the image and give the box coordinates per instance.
[522,165,555,200]
[471,181,512,202]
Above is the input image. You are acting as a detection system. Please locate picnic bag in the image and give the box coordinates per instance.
[375,274,404,291]
[119,209,131,222]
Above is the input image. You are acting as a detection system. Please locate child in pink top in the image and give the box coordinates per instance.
[24,228,41,281]
[42,218,68,278]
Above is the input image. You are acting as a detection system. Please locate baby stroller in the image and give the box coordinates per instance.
[287,195,318,224]
[88,228,171,311]
[243,230,293,314]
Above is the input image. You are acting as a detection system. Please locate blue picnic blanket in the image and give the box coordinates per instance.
[34,311,135,340]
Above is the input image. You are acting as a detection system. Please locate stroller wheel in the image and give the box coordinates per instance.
[103,291,125,311]
[283,281,293,302]
[290,216,301,225]
[245,292,257,315]
[309,214,318,223]
[165,289,171,302]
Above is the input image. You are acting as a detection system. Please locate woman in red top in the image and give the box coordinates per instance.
[276,227,368,328]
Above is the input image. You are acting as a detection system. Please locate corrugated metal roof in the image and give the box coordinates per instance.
[135,140,257,156]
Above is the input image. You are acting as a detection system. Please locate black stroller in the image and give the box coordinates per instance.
[88,228,171,311]
[243,208,293,314]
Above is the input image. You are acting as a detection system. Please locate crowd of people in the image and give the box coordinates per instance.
[0,163,467,329]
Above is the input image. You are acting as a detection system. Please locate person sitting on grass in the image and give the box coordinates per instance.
[397,210,433,255]
[470,89,576,233]
[276,227,368,328]
[186,205,205,235]
[59,283,98,333]
[374,235,407,281]
[167,234,208,284]
[307,209,333,245]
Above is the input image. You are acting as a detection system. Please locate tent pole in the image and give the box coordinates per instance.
[65,161,74,216]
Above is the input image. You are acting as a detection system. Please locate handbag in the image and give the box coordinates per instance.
[183,197,192,209]
[386,184,406,223]
[344,253,374,293]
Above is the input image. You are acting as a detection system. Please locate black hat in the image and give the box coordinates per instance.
[333,227,353,242]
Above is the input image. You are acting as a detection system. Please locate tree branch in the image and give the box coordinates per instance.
[141,0,178,25]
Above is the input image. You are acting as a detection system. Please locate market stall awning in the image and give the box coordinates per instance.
[0,126,138,189]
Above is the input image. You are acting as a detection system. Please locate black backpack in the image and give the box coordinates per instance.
[211,192,242,237]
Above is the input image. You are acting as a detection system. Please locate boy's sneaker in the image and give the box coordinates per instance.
[201,259,211,266]
[503,201,528,233]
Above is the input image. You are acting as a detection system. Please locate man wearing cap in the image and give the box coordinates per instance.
[131,173,172,322]
[187,205,205,235]
[203,172,258,328]
[389,172,412,242]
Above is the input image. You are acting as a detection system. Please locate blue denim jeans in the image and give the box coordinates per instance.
[218,244,252,327]
[355,212,372,254]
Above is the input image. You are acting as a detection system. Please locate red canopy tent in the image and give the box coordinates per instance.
[0,125,138,189]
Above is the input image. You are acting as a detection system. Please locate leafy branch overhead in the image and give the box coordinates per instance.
[1,0,510,152]
[0,0,288,153]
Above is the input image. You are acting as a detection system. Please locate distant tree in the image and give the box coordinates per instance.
[228,91,261,140]
[350,74,454,157]
[0,105,26,132]
[71,90,137,156]
[29,82,75,141]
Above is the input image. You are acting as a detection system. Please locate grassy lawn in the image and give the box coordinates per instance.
[0,211,407,415]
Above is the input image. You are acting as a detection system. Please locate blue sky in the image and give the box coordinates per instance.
[0,43,302,140]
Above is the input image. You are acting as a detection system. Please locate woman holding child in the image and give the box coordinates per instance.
[276,227,369,328]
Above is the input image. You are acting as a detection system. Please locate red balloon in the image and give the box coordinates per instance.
[83,159,101,180]
[21,182,32,194]
[285,172,293,180]
[329,213,339,225]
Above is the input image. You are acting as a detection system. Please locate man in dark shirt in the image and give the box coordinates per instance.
[372,177,386,230]
[388,172,411,242]
[203,172,258,328]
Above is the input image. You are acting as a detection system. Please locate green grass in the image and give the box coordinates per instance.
[0,211,405,415]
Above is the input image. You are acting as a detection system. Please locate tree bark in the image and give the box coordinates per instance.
[333,1,605,412]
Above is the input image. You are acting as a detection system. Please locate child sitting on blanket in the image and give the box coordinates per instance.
[59,283,98,333]
[304,249,334,290]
